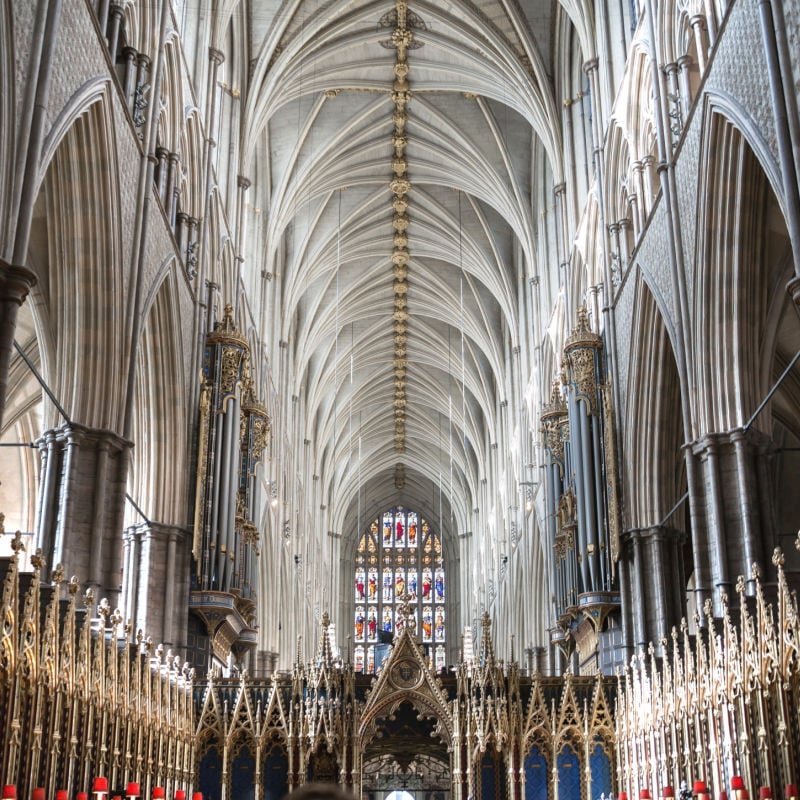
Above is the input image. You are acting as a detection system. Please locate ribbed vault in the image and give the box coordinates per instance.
[243,0,560,627]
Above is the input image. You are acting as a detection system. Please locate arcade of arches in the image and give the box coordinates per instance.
[2,0,800,799]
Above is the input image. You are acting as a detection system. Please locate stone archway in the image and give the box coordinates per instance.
[355,609,454,799]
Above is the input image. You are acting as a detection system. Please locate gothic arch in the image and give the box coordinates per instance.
[128,261,190,525]
[693,106,787,436]
[624,272,685,530]
[623,271,688,641]
[29,89,125,431]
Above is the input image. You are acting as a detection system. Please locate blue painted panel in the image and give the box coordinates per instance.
[525,745,548,800]
[198,747,222,800]
[263,748,289,800]
[557,745,581,800]
[482,752,497,800]
[589,743,612,800]
[231,747,256,800]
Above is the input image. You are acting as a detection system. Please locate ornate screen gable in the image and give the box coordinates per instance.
[357,600,453,748]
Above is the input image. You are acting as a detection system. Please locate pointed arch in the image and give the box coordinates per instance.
[693,107,784,435]
[127,260,190,524]
[624,272,685,530]
[33,90,125,431]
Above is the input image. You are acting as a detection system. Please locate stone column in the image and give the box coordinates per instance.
[691,428,775,602]
[125,520,190,647]
[0,260,36,429]
[34,422,131,606]
[155,146,169,201]
[106,1,125,58]
[634,525,686,648]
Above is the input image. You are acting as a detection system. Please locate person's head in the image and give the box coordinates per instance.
[283,784,353,800]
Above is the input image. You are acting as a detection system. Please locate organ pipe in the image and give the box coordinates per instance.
[540,306,620,659]
[190,304,270,663]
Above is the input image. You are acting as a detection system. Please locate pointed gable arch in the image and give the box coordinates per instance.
[357,617,453,749]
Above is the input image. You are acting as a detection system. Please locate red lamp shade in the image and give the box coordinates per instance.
[32,789,45,800]
[77,793,89,800]
[641,792,652,800]
[126,786,139,798]
[732,780,746,792]
[664,788,675,798]
[2,788,15,800]
[191,794,202,800]
[152,789,165,800]
[695,784,708,795]
[761,790,772,799]
[92,780,108,794]
[785,787,798,799]
[174,792,186,800]
[720,793,728,800]
[56,792,68,800]
[619,793,628,800]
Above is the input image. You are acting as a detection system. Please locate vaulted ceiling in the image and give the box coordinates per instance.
[242,0,564,545]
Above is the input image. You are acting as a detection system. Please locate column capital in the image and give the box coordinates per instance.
[237,175,252,190]
[209,47,225,65]
[0,259,37,302]
[689,13,707,31]
[582,57,599,75]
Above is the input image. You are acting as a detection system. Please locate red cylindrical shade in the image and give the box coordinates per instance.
[152,789,165,800]
[785,787,798,799]
[2,788,15,800]
[92,779,108,794]
[664,787,675,798]
[760,790,772,799]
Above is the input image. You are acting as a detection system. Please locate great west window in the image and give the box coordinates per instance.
[354,507,446,673]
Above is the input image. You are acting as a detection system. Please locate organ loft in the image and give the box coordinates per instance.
[1,1,800,799]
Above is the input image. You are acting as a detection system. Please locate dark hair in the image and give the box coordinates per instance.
[282,784,353,800]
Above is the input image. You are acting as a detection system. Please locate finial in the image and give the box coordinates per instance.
[98,597,111,625]
[772,547,785,568]
[751,561,762,581]
[30,548,44,572]
[10,530,25,555]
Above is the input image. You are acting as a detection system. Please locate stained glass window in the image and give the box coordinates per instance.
[353,508,445,673]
